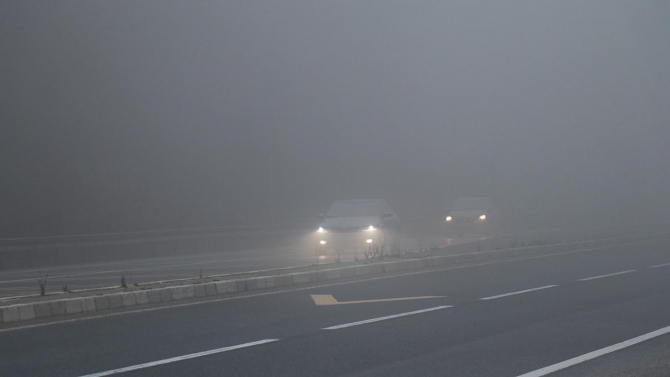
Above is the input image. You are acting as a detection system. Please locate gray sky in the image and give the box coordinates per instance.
[1,1,669,236]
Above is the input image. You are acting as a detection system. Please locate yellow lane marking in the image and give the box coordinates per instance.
[310,294,444,306]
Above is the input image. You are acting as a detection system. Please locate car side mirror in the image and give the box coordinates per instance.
[382,212,393,219]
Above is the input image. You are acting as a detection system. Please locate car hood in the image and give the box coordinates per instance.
[323,216,380,229]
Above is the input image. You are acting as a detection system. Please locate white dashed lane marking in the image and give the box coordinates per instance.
[479,285,559,301]
[323,306,452,330]
[515,325,670,377]
[78,339,279,377]
[578,270,636,281]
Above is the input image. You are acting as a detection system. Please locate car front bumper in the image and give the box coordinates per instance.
[314,231,383,253]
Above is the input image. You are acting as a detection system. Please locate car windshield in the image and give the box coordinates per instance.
[327,201,379,217]
[452,198,490,211]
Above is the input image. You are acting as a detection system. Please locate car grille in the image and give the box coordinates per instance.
[329,227,361,234]
[453,218,476,224]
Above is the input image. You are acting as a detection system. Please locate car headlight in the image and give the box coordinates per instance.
[319,240,327,245]
[317,227,327,233]
[479,214,487,221]
[364,225,377,231]
[446,216,452,222]
[366,239,373,244]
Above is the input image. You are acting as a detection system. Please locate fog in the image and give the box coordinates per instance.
[1,1,668,237]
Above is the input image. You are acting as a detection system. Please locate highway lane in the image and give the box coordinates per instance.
[0,233,461,299]
[547,331,670,377]
[1,237,669,376]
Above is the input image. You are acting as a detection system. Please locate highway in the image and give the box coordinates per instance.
[1,236,669,376]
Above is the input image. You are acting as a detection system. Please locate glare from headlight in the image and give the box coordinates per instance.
[446,216,452,222]
[366,239,373,244]
[365,225,376,231]
[317,227,326,233]
[319,240,327,245]
[479,214,487,220]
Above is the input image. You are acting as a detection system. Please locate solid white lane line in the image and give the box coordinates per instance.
[650,262,670,268]
[578,270,636,281]
[323,306,452,330]
[479,285,558,301]
[515,325,670,377]
[78,339,279,377]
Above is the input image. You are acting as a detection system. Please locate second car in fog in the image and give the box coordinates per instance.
[446,197,500,237]
[316,199,400,255]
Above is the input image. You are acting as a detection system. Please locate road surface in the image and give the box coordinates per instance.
[1,237,669,376]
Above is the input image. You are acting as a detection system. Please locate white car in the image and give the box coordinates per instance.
[315,199,401,255]
[445,197,500,237]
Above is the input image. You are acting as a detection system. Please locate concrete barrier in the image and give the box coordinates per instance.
[133,291,149,305]
[317,270,329,282]
[159,289,173,303]
[243,278,259,291]
[34,302,52,318]
[108,294,124,309]
[255,277,267,289]
[328,269,342,280]
[204,283,217,296]
[18,304,36,321]
[182,286,196,298]
[193,285,207,298]
[224,281,238,293]
[274,275,292,288]
[83,297,97,311]
[94,296,110,310]
[2,306,19,323]
[370,263,384,275]
[292,273,310,285]
[170,286,183,300]
[121,292,137,307]
[65,298,84,314]
[355,265,370,277]
[50,300,67,316]
[147,290,162,304]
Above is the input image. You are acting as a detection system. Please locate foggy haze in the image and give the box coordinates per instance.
[1,1,668,237]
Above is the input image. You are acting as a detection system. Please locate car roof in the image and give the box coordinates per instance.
[452,197,493,209]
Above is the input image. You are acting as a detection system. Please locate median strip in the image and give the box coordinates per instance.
[78,339,279,377]
[578,270,636,281]
[479,285,558,301]
[322,306,452,330]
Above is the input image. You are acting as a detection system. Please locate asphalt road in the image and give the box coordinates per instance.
[0,233,462,299]
[2,237,669,376]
